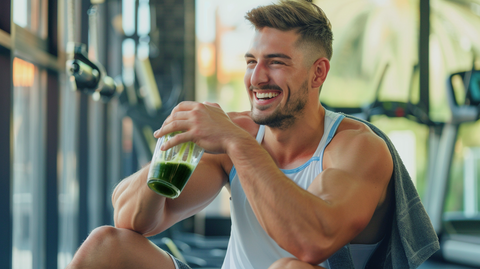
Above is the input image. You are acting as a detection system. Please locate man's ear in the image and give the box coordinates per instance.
[311,57,330,88]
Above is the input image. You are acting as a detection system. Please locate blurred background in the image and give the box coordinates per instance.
[1,0,480,268]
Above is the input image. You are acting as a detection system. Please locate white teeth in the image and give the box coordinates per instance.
[256,92,279,99]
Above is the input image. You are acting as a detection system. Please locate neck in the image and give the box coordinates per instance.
[262,104,326,169]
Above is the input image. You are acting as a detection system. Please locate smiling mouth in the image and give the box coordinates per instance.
[255,92,280,100]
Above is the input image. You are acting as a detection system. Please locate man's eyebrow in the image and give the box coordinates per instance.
[265,53,291,60]
[244,53,292,60]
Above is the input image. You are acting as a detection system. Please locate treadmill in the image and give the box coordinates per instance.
[423,68,480,268]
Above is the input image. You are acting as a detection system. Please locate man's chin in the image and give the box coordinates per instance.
[250,110,272,124]
[252,113,280,126]
[252,112,296,130]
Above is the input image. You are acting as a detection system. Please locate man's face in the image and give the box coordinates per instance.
[244,27,312,130]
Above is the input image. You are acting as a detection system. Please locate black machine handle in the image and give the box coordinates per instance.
[67,43,118,103]
[446,69,480,124]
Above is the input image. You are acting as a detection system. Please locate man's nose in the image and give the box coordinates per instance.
[250,63,269,87]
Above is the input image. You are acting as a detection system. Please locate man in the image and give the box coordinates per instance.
[67,1,438,268]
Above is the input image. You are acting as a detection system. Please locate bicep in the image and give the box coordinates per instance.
[308,132,393,234]
[308,169,381,234]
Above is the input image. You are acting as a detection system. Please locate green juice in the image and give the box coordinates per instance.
[147,161,195,198]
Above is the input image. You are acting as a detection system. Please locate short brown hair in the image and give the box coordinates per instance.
[245,0,333,61]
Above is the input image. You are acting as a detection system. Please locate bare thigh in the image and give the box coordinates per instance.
[67,226,177,269]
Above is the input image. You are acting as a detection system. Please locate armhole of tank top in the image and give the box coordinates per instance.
[319,113,345,171]
[256,125,266,143]
[229,166,237,185]
[229,125,266,185]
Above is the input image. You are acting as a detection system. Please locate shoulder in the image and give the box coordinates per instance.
[333,117,388,152]
[324,117,393,182]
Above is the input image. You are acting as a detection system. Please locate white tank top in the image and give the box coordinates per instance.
[222,110,380,268]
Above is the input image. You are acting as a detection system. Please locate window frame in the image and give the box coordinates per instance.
[0,44,13,269]
[3,0,61,268]
[0,0,13,268]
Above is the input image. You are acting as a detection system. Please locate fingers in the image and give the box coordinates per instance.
[154,119,190,138]
[153,102,204,149]
[176,100,221,112]
[156,101,223,134]
[152,101,226,151]
[159,131,193,151]
[161,101,198,126]
[156,102,199,134]
[176,101,199,110]
[203,101,221,108]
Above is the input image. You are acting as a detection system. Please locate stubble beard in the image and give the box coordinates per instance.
[250,80,309,130]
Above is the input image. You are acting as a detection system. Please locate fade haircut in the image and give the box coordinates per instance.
[245,0,333,63]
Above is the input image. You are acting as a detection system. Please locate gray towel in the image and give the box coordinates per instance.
[327,114,440,269]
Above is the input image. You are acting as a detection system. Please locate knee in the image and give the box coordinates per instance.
[269,258,298,269]
[269,257,325,269]
[84,226,119,247]
[79,225,134,256]
[88,225,121,240]
[67,226,119,268]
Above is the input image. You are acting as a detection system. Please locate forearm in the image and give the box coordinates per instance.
[226,137,337,263]
[112,165,168,235]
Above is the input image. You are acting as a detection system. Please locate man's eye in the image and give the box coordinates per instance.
[271,61,284,65]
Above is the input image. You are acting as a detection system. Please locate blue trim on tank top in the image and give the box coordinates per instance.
[229,166,237,183]
[280,114,344,174]
[228,113,345,184]
[329,115,344,140]
[319,114,345,170]
[279,157,321,174]
[228,157,320,183]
